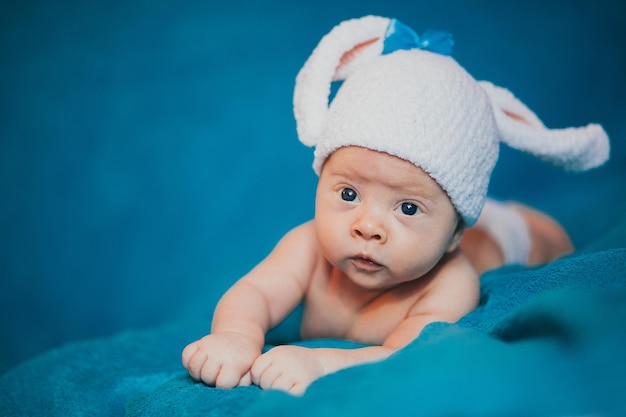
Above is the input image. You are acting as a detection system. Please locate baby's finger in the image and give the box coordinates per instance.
[215,365,246,389]
[187,349,209,381]
[250,354,271,387]
[181,342,198,368]
[199,359,222,386]
[239,370,252,387]
[268,373,297,393]
[289,382,306,396]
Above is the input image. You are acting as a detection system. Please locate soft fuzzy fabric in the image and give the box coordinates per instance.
[294,16,609,226]
[475,199,531,264]
[1,236,625,416]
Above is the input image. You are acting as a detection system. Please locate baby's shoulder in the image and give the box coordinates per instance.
[435,249,478,285]
[408,250,480,321]
[252,220,327,291]
[271,220,327,271]
[279,220,318,251]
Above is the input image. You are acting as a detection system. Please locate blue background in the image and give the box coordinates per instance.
[1,0,624,374]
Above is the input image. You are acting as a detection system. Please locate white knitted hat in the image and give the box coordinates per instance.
[294,16,610,226]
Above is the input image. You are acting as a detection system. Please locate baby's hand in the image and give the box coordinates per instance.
[251,345,325,395]
[182,332,261,388]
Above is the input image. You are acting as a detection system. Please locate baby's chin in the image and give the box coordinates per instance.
[344,269,418,291]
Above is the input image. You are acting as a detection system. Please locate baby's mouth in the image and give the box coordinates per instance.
[350,255,383,271]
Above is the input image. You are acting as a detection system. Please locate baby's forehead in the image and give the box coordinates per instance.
[326,146,425,173]
[324,146,446,194]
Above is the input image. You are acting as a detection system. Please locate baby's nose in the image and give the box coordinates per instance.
[351,214,387,243]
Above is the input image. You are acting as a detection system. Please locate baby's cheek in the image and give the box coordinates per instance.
[317,230,342,260]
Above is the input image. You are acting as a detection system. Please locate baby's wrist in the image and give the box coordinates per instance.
[213,328,265,351]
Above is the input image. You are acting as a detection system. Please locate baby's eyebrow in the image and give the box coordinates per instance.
[382,174,438,197]
[393,184,437,204]
[331,169,438,201]
[326,171,356,184]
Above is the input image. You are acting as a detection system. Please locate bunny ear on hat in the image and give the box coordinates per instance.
[479,81,610,171]
[293,16,390,147]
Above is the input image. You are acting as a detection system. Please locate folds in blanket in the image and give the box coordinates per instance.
[460,248,626,339]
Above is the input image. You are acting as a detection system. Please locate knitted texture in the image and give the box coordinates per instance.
[294,16,610,227]
[314,50,498,225]
[479,81,610,171]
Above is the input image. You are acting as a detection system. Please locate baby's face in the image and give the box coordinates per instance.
[314,146,461,290]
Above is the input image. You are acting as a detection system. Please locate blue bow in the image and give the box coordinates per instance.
[382,18,454,56]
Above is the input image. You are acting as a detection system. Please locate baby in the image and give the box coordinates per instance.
[182,16,609,395]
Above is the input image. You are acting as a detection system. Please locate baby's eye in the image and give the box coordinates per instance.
[399,202,420,216]
[340,187,358,202]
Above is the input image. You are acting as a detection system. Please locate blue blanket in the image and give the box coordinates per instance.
[1,1,625,416]
[2,239,625,416]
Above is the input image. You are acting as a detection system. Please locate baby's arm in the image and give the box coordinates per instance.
[249,315,453,395]
[182,222,318,388]
[181,281,272,388]
[251,250,479,394]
